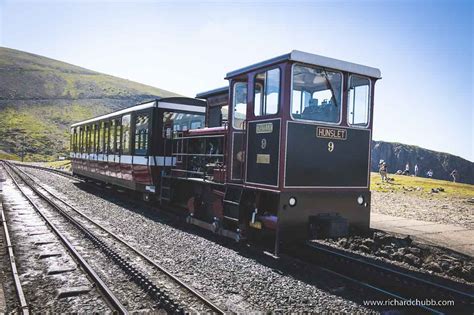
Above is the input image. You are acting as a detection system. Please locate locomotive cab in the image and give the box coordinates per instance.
[195,51,381,250]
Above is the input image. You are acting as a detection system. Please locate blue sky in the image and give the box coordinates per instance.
[0,0,473,161]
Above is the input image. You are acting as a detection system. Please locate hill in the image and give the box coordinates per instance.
[0,47,179,160]
[371,141,474,185]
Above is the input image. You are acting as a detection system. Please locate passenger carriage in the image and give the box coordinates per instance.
[70,97,206,196]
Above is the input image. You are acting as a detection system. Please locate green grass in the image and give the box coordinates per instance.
[371,172,474,198]
[0,102,112,161]
[45,159,71,171]
[0,150,20,161]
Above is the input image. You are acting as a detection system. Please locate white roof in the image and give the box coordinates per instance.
[71,101,156,127]
[71,99,206,127]
[226,50,381,79]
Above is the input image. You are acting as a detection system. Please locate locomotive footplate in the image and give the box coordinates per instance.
[186,215,243,242]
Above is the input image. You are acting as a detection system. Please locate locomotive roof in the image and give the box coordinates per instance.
[71,97,206,127]
[195,86,228,99]
[226,50,382,79]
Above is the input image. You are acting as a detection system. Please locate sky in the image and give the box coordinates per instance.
[0,0,473,161]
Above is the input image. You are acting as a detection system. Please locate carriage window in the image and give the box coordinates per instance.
[254,68,280,116]
[122,115,131,155]
[97,122,104,153]
[108,121,115,154]
[291,65,342,123]
[70,128,74,152]
[75,127,80,152]
[86,126,91,153]
[102,122,108,154]
[94,124,98,153]
[80,127,84,153]
[115,120,122,154]
[134,114,149,155]
[163,112,205,132]
[348,75,370,127]
[232,82,247,129]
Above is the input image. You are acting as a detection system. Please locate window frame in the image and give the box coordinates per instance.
[232,81,248,130]
[347,74,371,128]
[115,119,122,154]
[121,114,131,155]
[108,120,115,154]
[133,111,150,156]
[290,63,344,125]
[253,67,281,117]
[101,121,108,154]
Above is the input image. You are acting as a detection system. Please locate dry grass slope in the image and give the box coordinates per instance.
[371,172,474,198]
[0,47,181,161]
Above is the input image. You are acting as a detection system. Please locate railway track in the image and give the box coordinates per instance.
[10,163,82,182]
[2,162,126,313]
[2,161,225,314]
[296,241,473,314]
[15,162,474,314]
[1,197,29,315]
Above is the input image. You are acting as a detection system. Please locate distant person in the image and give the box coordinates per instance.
[426,169,433,178]
[402,163,410,175]
[414,164,419,176]
[379,160,388,182]
[450,169,458,183]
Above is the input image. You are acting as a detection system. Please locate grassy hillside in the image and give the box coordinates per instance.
[370,172,474,198]
[0,47,180,161]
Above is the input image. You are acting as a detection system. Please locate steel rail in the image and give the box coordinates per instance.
[0,198,29,315]
[302,241,474,314]
[12,163,82,182]
[14,163,225,315]
[2,162,128,314]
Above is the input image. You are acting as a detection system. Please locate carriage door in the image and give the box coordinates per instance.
[230,82,247,181]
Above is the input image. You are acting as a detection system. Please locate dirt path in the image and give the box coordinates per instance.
[372,191,474,230]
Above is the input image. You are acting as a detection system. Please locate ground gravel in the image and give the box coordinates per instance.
[22,167,374,313]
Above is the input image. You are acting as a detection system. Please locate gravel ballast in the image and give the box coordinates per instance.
[320,231,474,284]
[20,167,375,313]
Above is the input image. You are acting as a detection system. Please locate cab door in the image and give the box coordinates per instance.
[229,81,247,182]
[245,67,281,188]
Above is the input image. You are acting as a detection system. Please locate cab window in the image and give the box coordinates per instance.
[254,68,280,116]
[348,75,370,127]
[232,82,247,129]
[291,64,342,123]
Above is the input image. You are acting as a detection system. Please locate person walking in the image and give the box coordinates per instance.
[403,163,410,175]
[379,160,388,182]
[427,169,433,178]
[414,164,419,177]
[450,169,458,183]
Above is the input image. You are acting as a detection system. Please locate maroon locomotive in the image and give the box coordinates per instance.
[71,51,381,252]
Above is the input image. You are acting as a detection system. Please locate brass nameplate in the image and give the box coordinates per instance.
[256,122,273,134]
[256,154,270,164]
[316,127,347,140]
